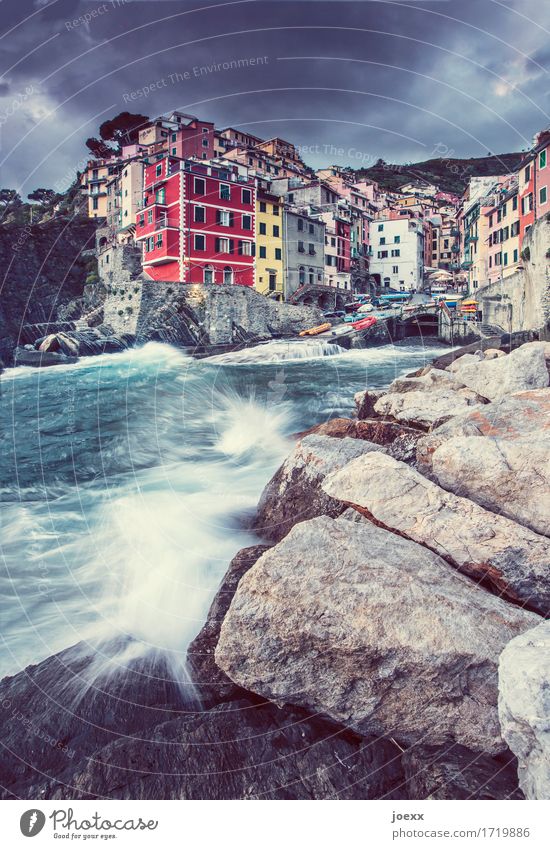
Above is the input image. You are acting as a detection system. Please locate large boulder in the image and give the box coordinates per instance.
[297,417,422,464]
[354,389,386,419]
[253,434,385,542]
[401,744,522,800]
[374,388,483,430]
[187,544,270,707]
[499,621,550,800]
[14,347,77,367]
[387,367,473,395]
[450,342,549,401]
[431,434,550,538]
[416,387,550,473]
[322,452,550,615]
[44,699,405,801]
[216,516,539,754]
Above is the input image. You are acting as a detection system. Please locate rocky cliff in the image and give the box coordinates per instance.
[0,215,98,365]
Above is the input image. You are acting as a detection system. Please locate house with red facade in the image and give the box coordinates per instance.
[135,155,256,284]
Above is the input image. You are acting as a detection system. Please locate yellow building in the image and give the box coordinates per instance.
[255,189,284,300]
[80,160,116,218]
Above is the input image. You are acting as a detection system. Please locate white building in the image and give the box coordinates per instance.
[369,217,424,292]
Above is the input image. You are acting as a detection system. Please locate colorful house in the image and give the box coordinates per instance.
[255,188,284,300]
[135,156,256,284]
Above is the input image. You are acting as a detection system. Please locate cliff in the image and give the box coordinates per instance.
[0,215,98,365]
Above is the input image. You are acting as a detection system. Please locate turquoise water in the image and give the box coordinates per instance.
[0,338,448,679]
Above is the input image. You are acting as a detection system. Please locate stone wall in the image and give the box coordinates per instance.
[477,215,550,338]
[101,281,323,347]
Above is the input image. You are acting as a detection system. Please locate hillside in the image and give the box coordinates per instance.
[356,151,525,195]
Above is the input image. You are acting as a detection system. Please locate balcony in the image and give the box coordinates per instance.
[142,238,180,266]
[451,227,460,237]
[451,244,460,253]
[461,260,473,269]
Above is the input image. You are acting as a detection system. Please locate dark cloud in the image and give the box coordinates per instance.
[0,0,547,191]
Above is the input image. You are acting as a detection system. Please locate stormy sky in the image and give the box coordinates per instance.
[0,0,548,194]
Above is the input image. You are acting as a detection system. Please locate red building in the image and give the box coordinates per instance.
[135,156,256,284]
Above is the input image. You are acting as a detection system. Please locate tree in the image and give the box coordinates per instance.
[85,137,114,159]
[98,111,149,148]
[28,188,58,205]
[0,189,20,209]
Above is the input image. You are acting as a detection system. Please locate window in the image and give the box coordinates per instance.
[394,235,401,243]
[273,205,279,216]
[204,266,214,284]
[297,218,304,231]
[512,195,518,211]
[540,149,547,169]
[220,183,231,200]
[202,127,208,133]
[391,249,400,257]
[194,177,205,195]
[217,210,234,227]
[138,214,145,227]
[269,273,277,291]
[513,248,518,263]
[156,188,165,204]
[331,237,336,247]
[288,193,294,203]
[392,265,399,274]
[92,197,99,210]
[298,240,305,253]
[147,209,153,224]
[238,241,252,256]
[242,214,252,230]
[156,164,163,177]
[223,267,233,285]
[259,222,267,235]
[525,165,531,182]
[502,203,507,217]
[309,268,314,285]
[308,243,315,255]
[259,202,267,212]
[489,214,493,227]
[215,237,231,253]
[379,237,386,245]
[377,250,388,258]
[309,223,314,234]
[378,223,384,231]
[275,248,282,260]
[171,133,177,142]
[146,236,154,252]
[299,266,305,284]
[489,256,492,268]
[259,246,267,258]
[194,205,205,223]
[194,234,206,251]
[540,186,547,205]
[273,225,280,237]
[156,234,163,248]
[202,138,209,147]
[503,252,508,265]
[242,188,251,204]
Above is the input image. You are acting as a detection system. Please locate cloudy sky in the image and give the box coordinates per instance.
[0,0,548,194]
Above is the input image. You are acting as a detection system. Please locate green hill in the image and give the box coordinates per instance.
[356,151,525,195]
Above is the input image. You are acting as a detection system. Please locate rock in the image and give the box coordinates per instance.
[431,434,550,538]
[321,452,550,615]
[297,417,422,464]
[254,434,385,542]
[499,620,550,800]
[55,332,80,357]
[216,516,539,754]
[354,389,386,419]
[38,333,60,353]
[416,388,550,473]
[187,545,271,707]
[402,743,522,800]
[387,368,470,395]
[447,352,483,372]
[0,639,188,800]
[484,348,505,360]
[44,700,405,801]
[374,388,483,430]
[14,347,77,368]
[450,342,549,401]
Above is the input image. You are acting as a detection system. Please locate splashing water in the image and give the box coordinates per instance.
[0,339,450,683]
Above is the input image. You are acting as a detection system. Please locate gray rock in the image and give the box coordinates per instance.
[14,347,77,368]
[254,434,385,542]
[431,434,550,538]
[387,368,470,395]
[447,353,484,373]
[216,516,538,754]
[322,452,550,615]
[354,389,386,419]
[187,545,271,707]
[499,620,550,800]
[450,342,549,401]
[374,388,483,430]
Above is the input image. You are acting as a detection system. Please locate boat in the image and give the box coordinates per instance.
[299,322,332,337]
[351,315,377,331]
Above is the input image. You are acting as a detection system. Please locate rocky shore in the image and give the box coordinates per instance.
[1,340,549,800]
